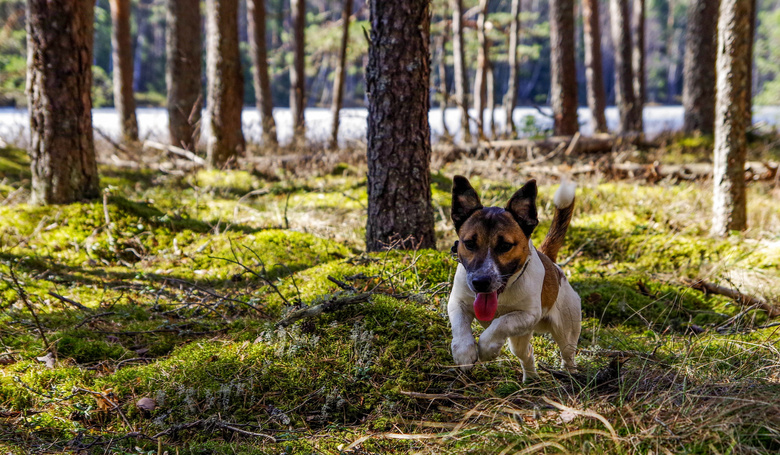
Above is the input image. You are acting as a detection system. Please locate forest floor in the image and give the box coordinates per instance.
[0,135,779,454]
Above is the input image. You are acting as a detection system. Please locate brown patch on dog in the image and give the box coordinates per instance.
[457,208,531,282]
[538,252,561,310]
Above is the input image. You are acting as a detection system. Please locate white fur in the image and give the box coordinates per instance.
[553,178,576,209]
[448,240,582,381]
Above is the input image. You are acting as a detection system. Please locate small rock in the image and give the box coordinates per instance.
[136,397,156,412]
[36,352,56,369]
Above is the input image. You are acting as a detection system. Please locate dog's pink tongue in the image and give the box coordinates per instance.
[474,291,498,322]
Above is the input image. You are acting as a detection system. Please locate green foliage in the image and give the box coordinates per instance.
[755,8,780,106]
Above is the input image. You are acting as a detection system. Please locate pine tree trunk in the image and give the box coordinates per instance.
[487,60,495,138]
[631,0,644,132]
[681,0,719,135]
[329,0,351,150]
[665,0,680,103]
[473,0,489,139]
[711,0,754,236]
[504,0,520,138]
[206,0,246,167]
[550,0,579,135]
[26,0,100,204]
[109,0,138,143]
[437,31,451,139]
[609,0,638,134]
[582,0,608,133]
[365,0,436,251]
[290,0,306,144]
[166,0,202,151]
[248,0,278,147]
[450,0,471,143]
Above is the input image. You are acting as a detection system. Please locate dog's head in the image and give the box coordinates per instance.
[451,175,538,321]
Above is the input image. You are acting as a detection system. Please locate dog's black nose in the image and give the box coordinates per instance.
[471,276,492,293]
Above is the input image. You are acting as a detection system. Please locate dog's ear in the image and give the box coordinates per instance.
[506,179,539,237]
[451,176,483,232]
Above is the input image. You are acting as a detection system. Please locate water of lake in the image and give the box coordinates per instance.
[1,106,779,148]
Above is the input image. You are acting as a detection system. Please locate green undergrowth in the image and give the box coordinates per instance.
[0,147,779,453]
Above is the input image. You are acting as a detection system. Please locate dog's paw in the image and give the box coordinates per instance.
[477,336,504,362]
[522,371,540,383]
[451,340,478,371]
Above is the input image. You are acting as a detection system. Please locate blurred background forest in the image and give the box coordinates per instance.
[1,0,779,112]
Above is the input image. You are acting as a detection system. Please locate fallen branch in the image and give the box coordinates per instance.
[682,278,780,317]
[143,140,206,165]
[523,161,778,182]
[276,292,372,327]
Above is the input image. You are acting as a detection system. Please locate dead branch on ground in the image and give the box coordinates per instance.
[682,278,780,317]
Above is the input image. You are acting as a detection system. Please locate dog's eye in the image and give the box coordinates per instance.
[495,241,515,253]
[463,239,477,251]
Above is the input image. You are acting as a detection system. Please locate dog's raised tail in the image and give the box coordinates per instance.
[539,179,576,263]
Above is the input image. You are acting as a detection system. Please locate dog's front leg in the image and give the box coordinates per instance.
[478,308,540,361]
[448,304,478,371]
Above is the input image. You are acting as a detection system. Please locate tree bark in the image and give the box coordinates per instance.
[248,0,278,147]
[206,0,246,168]
[582,0,608,133]
[609,0,638,134]
[329,0,352,150]
[450,0,471,143]
[681,0,719,135]
[473,0,489,140]
[504,0,520,138]
[365,0,436,251]
[631,0,644,132]
[711,0,754,236]
[166,0,203,151]
[109,0,138,143]
[550,0,579,135]
[290,0,306,144]
[26,0,100,204]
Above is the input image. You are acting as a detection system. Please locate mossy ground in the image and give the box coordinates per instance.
[0,144,779,454]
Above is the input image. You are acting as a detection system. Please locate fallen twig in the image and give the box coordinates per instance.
[144,140,206,165]
[74,311,116,329]
[398,390,472,401]
[8,267,49,350]
[277,292,372,327]
[152,417,275,442]
[682,278,779,317]
[48,291,90,312]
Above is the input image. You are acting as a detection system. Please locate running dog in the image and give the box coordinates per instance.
[447,176,581,381]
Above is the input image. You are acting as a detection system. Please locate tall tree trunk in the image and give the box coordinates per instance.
[290,0,306,144]
[609,0,638,134]
[487,60,495,138]
[711,0,754,236]
[248,0,278,147]
[109,0,138,143]
[365,0,436,251]
[206,0,246,168]
[450,0,471,143]
[682,0,719,135]
[504,0,520,138]
[26,0,100,204]
[329,0,351,150]
[631,0,644,132]
[550,0,579,135]
[437,31,452,140]
[166,0,202,151]
[582,0,608,133]
[665,0,680,103]
[473,0,489,140]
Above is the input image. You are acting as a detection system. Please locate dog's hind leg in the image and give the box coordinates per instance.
[508,334,539,382]
[550,324,580,372]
